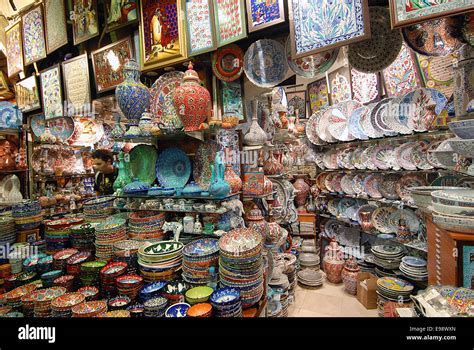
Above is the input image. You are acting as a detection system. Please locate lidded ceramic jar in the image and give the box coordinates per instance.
[244,100,267,146]
[173,62,211,132]
[139,110,154,136]
[341,257,360,295]
[116,59,151,125]
[224,164,242,194]
[245,203,269,242]
[293,175,310,210]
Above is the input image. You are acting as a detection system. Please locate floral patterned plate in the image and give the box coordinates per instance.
[396,174,428,205]
[364,174,383,198]
[395,142,417,170]
[316,107,338,143]
[341,174,357,195]
[410,140,433,170]
[371,99,397,136]
[156,148,191,189]
[371,144,395,170]
[360,103,382,138]
[349,106,370,140]
[351,147,367,170]
[337,147,357,170]
[306,110,326,145]
[362,145,378,171]
[352,174,367,196]
[371,206,398,234]
[389,208,421,233]
[327,100,362,142]
[337,198,358,218]
[379,174,401,200]
[212,45,244,82]
[330,173,345,193]
[150,72,184,122]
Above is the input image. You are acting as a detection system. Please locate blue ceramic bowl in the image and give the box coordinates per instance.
[140,280,168,297]
[165,303,190,318]
[210,287,241,306]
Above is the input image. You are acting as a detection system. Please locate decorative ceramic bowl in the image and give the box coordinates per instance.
[448,120,474,139]
[165,302,190,318]
[448,138,474,158]
[432,212,474,233]
[431,188,474,207]
[410,186,464,212]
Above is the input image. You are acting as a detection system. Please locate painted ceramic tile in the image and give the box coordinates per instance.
[92,38,133,93]
[185,0,216,56]
[15,76,41,113]
[72,0,99,45]
[44,0,68,54]
[62,55,91,113]
[462,244,474,289]
[416,53,457,99]
[40,65,63,120]
[328,67,352,105]
[247,0,285,32]
[22,5,47,66]
[390,0,474,28]
[214,0,247,47]
[221,80,244,120]
[5,23,23,77]
[105,0,139,32]
[140,0,187,70]
[307,78,330,114]
[289,0,370,57]
[383,44,422,97]
[287,91,307,119]
[0,102,22,129]
[351,68,379,104]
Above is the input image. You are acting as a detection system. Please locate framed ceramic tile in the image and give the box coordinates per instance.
[104,0,139,33]
[307,77,330,114]
[5,22,24,78]
[246,0,285,33]
[458,241,474,289]
[328,66,352,105]
[286,90,307,119]
[214,0,247,47]
[350,68,380,104]
[139,0,188,71]
[15,75,41,113]
[40,65,63,120]
[220,79,245,121]
[382,43,422,97]
[44,0,68,54]
[0,71,13,100]
[416,52,457,100]
[288,0,370,58]
[61,54,91,114]
[91,37,134,94]
[184,0,217,56]
[71,0,100,45]
[389,0,474,28]
[21,4,47,66]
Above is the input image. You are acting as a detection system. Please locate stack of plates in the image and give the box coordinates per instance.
[70,223,97,252]
[16,271,37,287]
[371,245,405,270]
[71,300,108,317]
[143,296,168,317]
[53,275,75,292]
[51,292,85,317]
[116,274,144,301]
[44,217,84,254]
[162,279,191,305]
[185,286,214,305]
[358,258,376,274]
[33,287,67,318]
[41,270,63,288]
[209,287,242,318]
[139,280,168,303]
[276,253,297,300]
[52,248,79,272]
[66,251,93,277]
[186,302,212,318]
[0,216,16,249]
[80,260,107,287]
[182,238,219,285]
[165,302,190,318]
[138,241,183,282]
[128,212,166,241]
[95,218,127,259]
[21,290,41,316]
[12,200,43,231]
[218,228,264,309]
[22,253,48,272]
[5,284,37,311]
[77,286,99,301]
[100,262,128,298]
[83,196,115,223]
[113,240,144,275]
[376,276,413,317]
[399,256,428,281]
[297,269,324,288]
[299,252,321,269]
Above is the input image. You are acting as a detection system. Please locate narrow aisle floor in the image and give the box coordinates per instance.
[288,281,378,317]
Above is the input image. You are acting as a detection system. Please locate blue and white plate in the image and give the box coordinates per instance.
[183,238,219,258]
[401,256,427,268]
[348,107,369,140]
[140,280,169,296]
[210,287,241,306]
[156,148,191,189]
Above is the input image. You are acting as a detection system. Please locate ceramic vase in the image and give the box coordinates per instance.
[111,113,125,139]
[113,152,132,191]
[323,240,344,284]
[267,220,282,246]
[453,58,474,117]
[139,111,154,136]
[209,153,231,198]
[224,164,242,194]
[116,59,151,125]
[173,62,211,132]
[263,152,283,175]
[359,212,373,231]
[293,175,310,210]
[244,100,267,146]
[396,219,412,243]
[341,257,360,295]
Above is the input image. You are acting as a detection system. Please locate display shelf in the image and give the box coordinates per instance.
[114,207,229,215]
[112,128,223,143]
[318,192,418,209]
[242,191,276,200]
[33,173,95,181]
[114,192,241,201]
[0,128,21,134]
[0,169,29,174]
[315,168,453,174]
[33,143,93,150]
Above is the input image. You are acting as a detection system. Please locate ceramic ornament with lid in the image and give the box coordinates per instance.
[173,62,212,132]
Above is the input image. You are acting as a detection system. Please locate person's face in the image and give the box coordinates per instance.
[92,158,110,173]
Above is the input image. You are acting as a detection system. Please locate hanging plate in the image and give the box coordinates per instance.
[150,71,184,122]
[212,45,244,82]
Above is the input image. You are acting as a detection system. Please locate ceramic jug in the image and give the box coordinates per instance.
[293,175,310,210]
[209,153,231,198]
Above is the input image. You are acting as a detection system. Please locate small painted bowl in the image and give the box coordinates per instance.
[165,302,190,318]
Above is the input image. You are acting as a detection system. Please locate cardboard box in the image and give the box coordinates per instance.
[356,272,378,309]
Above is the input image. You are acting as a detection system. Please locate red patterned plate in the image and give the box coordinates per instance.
[212,45,244,82]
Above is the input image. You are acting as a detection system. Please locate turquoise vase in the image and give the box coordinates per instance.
[209,152,230,198]
[113,152,132,191]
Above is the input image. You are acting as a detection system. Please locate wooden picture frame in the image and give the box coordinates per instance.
[104,0,139,33]
[183,0,217,57]
[5,21,24,78]
[71,0,100,45]
[91,37,134,94]
[458,241,474,289]
[389,0,474,29]
[44,0,68,54]
[246,0,285,33]
[15,75,41,113]
[214,0,247,47]
[40,64,64,120]
[21,4,47,66]
[307,77,331,115]
[288,0,370,58]
[139,0,188,71]
[286,90,307,119]
[61,54,92,114]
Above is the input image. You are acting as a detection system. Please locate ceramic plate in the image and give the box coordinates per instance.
[316,107,338,143]
[150,71,184,122]
[68,118,104,146]
[31,115,76,142]
[396,174,428,204]
[371,206,397,234]
[371,144,395,170]
[379,174,401,200]
[212,45,244,82]
[129,144,158,185]
[244,39,288,88]
[401,256,427,268]
[327,101,362,141]
[410,140,433,170]
[360,103,382,138]
[364,174,383,199]
[395,142,418,171]
[349,106,369,140]
[352,174,367,195]
[371,99,397,136]
[306,110,326,145]
[156,148,191,189]
[389,208,421,233]
[338,198,358,219]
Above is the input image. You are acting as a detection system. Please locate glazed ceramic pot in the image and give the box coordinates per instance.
[224,164,242,194]
[323,240,344,283]
[139,111,154,136]
[263,152,283,175]
[173,62,211,132]
[113,152,132,191]
[293,175,310,210]
[244,100,267,146]
[267,221,282,245]
[209,153,231,198]
[247,217,269,242]
[116,59,151,125]
[111,113,125,139]
[341,258,360,295]
[453,58,474,117]
[263,174,273,194]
